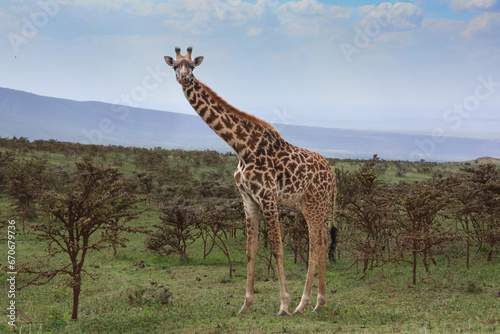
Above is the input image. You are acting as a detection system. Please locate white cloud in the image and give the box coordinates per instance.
[421,17,467,33]
[131,0,280,36]
[358,2,423,31]
[417,17,467,45]
[0,0,279,38]
[277,0,353,36]
[368,17,466,58]
[447,0,500,12]
[462,12,500,37]
[246,27,263,36]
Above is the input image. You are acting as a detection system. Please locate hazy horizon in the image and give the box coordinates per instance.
[1,86,499,162]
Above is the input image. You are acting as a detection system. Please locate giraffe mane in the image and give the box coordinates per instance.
[197,80,279,135]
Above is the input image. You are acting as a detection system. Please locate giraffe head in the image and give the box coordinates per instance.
[164,46,204,86]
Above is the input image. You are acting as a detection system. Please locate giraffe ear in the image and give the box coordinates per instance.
[164,56,175,67]
[193,56,204,67]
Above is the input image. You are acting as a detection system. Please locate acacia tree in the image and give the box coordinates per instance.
[135,172,154,207]
[393,180,452,285]
[0,151,15,193]
[445,175,483,269]
[281,205,309,268]
[7,158,48,231]
[336,160,396,275]
[146,197,201,260]
[147,195,243,276]
[198,197,243,278]
[463,164,500,261]
[21,159,143,320]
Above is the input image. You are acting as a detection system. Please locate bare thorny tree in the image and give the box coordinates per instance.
[19,159,145,320]
[334,158,500,284]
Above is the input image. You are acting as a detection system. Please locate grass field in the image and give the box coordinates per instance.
[2,205,500,333]
[1,143,499,333]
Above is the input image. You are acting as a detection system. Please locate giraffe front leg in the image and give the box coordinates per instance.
[270,238,291,316]
[240,235,258,314]
[239,195,260,314]
[275,250,291,316]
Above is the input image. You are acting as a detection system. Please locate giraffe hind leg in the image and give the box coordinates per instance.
[294,201,329,314]
[313,224,329,312]
[293,225,320,314]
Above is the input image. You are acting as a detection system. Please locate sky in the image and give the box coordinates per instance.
[1,0,500,140]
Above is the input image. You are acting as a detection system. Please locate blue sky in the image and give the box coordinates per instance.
[1,0,500,140]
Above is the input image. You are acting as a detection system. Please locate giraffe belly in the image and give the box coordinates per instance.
[276,178,309,205]
[277,192,304,206]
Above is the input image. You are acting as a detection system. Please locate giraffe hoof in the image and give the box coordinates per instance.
[239,307,250,314]
[277,310,289,316]
[293,309,303,315]
[312,305,323,313]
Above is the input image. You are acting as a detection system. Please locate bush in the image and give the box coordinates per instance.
[128,286,173,306]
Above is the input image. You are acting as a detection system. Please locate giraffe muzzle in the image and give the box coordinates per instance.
[178,75,191,86]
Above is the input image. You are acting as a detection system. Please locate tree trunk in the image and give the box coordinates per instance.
[21,210,26,233]
[466,239,470,270]
[422,248,430,273]
[412,251,417,285]
[71,281,81,320]
[466,221,470,270]
[362,258,369,274]
[215,235,233,278]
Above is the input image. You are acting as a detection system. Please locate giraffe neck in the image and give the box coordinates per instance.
[182,77,280,159]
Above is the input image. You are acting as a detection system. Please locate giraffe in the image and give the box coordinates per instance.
[164,47,336,315]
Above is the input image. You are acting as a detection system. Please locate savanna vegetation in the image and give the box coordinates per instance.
[1,137,499,333]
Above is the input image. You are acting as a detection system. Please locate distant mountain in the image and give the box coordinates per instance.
[0,87,498,162]
[466,157,500,165]
[0,87,225,151]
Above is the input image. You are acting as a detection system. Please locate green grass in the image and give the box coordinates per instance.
[2,145,499,333]
[2,218,499,333]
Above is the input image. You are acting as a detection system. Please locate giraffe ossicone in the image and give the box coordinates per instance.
[164,47,337,315]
